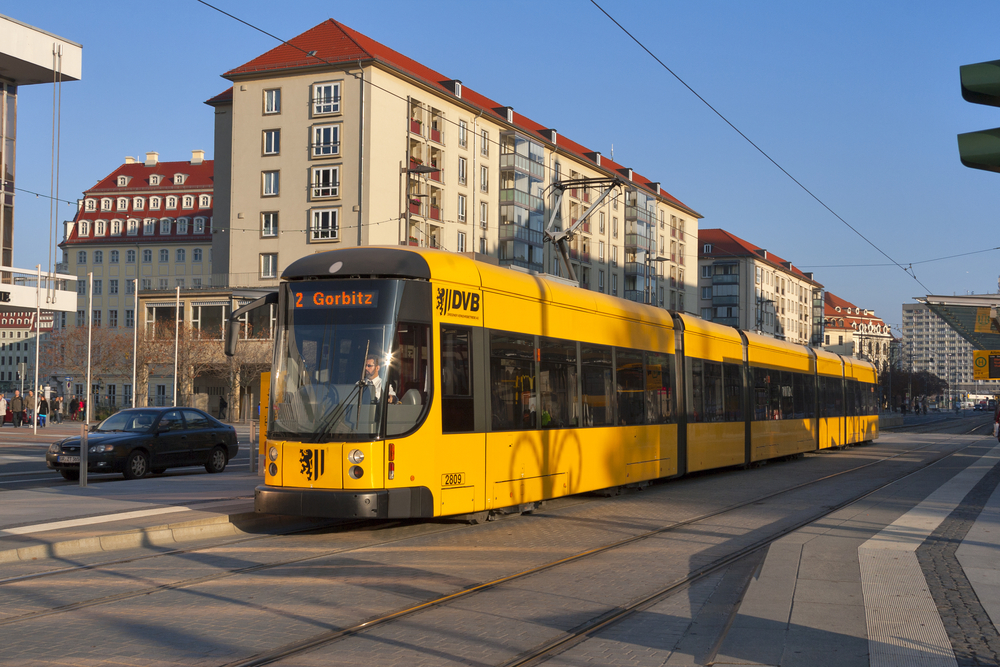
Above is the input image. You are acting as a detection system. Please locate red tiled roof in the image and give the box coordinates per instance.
[698,228,822,287]
[824,291,889,331]
[222,19,698,216]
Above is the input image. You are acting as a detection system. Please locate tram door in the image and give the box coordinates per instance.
[437,326,484,515]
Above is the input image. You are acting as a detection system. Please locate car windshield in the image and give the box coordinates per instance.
[97,410,160,432]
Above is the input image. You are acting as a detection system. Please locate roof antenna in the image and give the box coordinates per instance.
[610,143,614,160]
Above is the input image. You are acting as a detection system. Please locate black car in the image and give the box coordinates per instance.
[46,407,239,481]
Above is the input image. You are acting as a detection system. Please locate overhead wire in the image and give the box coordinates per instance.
[588,0,934,295]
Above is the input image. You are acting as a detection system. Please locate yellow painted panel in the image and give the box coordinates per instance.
[750,419,814,460]
[818,417,843,449]
[687,422,745,472]
[745,330,813,372]
[677,314,744,363]
[814,349,844,378]
[440,485,477,515]
[492,474,568,507]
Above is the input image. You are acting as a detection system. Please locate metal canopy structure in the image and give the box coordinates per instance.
[918,294,1000,350]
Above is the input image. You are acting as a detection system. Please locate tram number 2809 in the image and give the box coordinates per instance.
[442,473,466,487]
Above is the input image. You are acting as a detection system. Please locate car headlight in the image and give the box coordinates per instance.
[48,443,61,454]
[88,444,114,454]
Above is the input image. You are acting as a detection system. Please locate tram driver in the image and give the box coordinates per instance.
[364,354,397,404]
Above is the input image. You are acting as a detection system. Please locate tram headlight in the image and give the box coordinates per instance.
[347,449,365,464]
[268,446,278,462]
[268,462,278,476]
[349,465,364,480]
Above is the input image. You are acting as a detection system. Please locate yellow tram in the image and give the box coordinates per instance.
[226,247,878,519]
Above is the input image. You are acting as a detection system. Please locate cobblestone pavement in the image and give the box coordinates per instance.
[0,434,988,667]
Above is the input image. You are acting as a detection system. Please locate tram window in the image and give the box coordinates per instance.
[846,379,860,417]
[386,323,431,437]
[722,362,743,422]
[798,372,817,419]
[752,367,774,421]
[820,376,844,418]
[616,349,645,426]
[777,371,793,420]
[704,362,724,422]
[582,345,614,427]
[489,332,536,431]
[441,326,474,433]
[646,352,674,424]
[539,338,578,428]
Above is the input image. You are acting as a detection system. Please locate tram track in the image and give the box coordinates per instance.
[0,428,986,665]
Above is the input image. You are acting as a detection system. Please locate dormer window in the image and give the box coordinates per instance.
[117,197,129,211]
[143,219,155,235]
[111,220,122,236]
[703,244,712,253]
[160,219,172,235]
[174,174,186,185]
[127,219,138,236]
[101,198,112,211]
[182,195,194,209]
[149,196,161,210]
[194,217,206,234]
[95,220,106,236]
[133,197,144,210]
[177,218,188,235]
[117,175,130,187]
[199,194,210,208]
[78,221,90,237]
[835,307,841,312]
[166,196,178,209]
[85,199,96,212]
[150,174,161,186]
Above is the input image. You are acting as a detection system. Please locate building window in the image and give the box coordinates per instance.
[142,278,151,290]
[176,278,185,288]
[76,310,85,326]
[480,165,488,192]
[458,157,467,185]
[111,220,122,236]
[263,129,280,155]
[77,280,86,296]
[131,197,143,211]
[143,249,152,263]
[159,278,168,290]
[598,270,605,292]
[264,88,281,114]
[166,196,178,209]
[160,219,171,234]
[77,250,87,265]
[613,217,618,238]
[177,218,188,234]
[78,221,90,237]
[599,241,605,262]
[262,170,279,196]
[194,218,205,234]
[110,279,119,295]
[126,249,136,264]
[85,199,96,212]
[612,246,618,268]
[599,212,605,234]
[312,124,340,157]
[311,166,339,198]
[310,208,339,241]
[176,249,186,263]
[199,194,210,208]
[159,249,169,263]
[93,310,102,327]
[458,120,467,147]
[96,220,106,236]
[612,274,618,296]
[182,196,194,209]
[261,253,278,279]
[117,197,128,211]
[149,196,161,210]
[313,82,341,115]
[126,279,135,295]
[174,174,186,186]
[193,248,203,262]
[101,198,112,211]
[480,202,488,229]
[109,310,118,328]
[262,212,278,237]
[457,231,466,253]
[457,194,466,222]
[143,219,155,235]
[94,250,104,264]
[481,129,489,156]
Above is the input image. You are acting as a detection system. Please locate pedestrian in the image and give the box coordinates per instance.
[11,390,23,428]
[81,399,87,422]
[0,393,6,427]
[26,390,34,425]
[37,396,48,428]
[70,397,79,421]
[54,395,63,424]
[219,396,227,421]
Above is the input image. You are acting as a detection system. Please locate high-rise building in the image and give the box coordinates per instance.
[697,229,823,345]
[901,302,987,398]
[207,18,701,311]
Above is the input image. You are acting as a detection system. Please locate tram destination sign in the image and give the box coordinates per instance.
[973,350,1000,380]
[294,289,379,309]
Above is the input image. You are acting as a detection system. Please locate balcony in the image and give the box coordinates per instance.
[499,188,544,213]
[498,223,543,246]
[624,262,646,277]
[431,127,441,143]
[410,119,423,135]
[429,205,441,221]
[624,233,653,252]
[569,248,591,264]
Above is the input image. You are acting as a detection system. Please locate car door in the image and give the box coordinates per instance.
[181,409,214,464]
[154,410,190,467]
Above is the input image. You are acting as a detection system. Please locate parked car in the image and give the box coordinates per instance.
[46,407,239,481]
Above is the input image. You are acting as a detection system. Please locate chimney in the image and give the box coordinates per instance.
[145,151,159,167]
[442,80,462,98]
[124,156,135,165]
[540,129,558,145]
[191,149,205,165]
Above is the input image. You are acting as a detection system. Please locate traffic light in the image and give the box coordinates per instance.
[958,59,1000,172]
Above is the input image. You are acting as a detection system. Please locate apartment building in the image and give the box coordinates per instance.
[207,18,700,311]
[822,292,893,369]
[902,302,988,397]
[697,229,823,345]
[0,310,52,391]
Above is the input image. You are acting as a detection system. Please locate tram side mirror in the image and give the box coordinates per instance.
[225,318,240,357]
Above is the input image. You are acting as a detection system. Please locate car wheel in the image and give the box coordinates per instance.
[123,451,149,480]
[205,446,228,474]
[60,470,80,481]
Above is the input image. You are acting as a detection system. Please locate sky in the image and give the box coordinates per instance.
[6,0,1000,332]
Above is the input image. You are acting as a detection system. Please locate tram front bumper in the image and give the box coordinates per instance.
[254,484,434,519]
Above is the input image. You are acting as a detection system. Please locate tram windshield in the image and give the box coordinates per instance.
[270,279,404,442]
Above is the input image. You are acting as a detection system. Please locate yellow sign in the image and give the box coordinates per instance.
[975,307,997,333]
[973,351,1000,380]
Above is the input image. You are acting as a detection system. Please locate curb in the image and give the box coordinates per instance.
[0,511,332,564]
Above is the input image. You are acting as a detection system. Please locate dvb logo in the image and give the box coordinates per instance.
[436,288,481,316]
